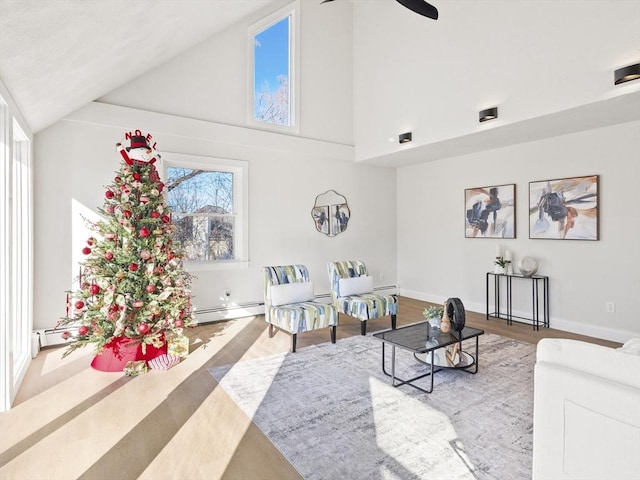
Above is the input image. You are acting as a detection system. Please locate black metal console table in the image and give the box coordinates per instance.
[486,272,549,330]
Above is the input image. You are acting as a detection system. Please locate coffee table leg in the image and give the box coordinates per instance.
[381,342,435,394]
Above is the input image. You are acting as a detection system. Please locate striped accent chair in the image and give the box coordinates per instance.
[263,265,338,352]
[327,260,398,335]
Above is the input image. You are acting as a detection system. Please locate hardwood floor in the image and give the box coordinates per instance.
[0,297,620,479]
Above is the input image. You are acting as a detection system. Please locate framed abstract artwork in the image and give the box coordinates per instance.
[465,184,516,238]
[529,175,599,240]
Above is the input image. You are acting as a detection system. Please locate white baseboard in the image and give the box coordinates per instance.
[399,289,635,344]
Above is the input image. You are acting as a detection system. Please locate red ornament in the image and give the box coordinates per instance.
[145,284,156,294]
[137,323,150,335]
[114,176,122,183]
[133,173,141,181]
[87,237,96,246]
[61,331,72,340]
[78,325,89,336]
[82,247,91,255]
[75,300,85,310]
[123,210,132,219]
[175,319,184,328]
[139,227,150,238]
[151,211,160,219]
[105,190,114,199]
[104,252,114,261]
[161,215,170,224]
[105,205,115,214]
[129,263,139,272]
[89,284,100,295]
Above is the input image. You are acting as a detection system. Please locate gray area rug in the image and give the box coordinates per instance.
[209,332,535,480]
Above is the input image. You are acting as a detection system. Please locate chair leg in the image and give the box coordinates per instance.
[291,334,297,353]
[361,320,367,336]
[330,325,336,343]
[391,314,397,330]
[268,323,275,338]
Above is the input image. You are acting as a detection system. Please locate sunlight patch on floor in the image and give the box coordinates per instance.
[369,376,476,479]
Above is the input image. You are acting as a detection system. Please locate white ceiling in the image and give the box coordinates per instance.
[0,0,279,132]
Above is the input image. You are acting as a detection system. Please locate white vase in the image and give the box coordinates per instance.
[494,265,505,274]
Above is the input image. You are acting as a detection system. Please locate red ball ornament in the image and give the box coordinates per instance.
[75,300,85,309]
[175,319,184,328]
[151,211,160,219]
[139,227,150,238]
[82,247,91,255]
[137,323,150,335]
[89,284,100,295]
[105,205,115,214]
[123,210,132,219]
[105,190,114,199]
[61,331,72,340]
[78,325,89,336]
[87,237,96,246]
[133,173,141,181]
[162,215,170,224]
[104,252,114,261]
[145,284,156,294]
[129,263,139,272]
[114,176,122,183]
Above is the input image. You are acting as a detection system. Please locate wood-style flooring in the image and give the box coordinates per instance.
[0,297,620,479]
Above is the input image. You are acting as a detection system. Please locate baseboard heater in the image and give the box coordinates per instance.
[33,326,78,349]
[33,286,399,348]
[194,285,398,325]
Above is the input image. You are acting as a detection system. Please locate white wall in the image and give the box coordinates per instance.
[397,120,640,343]
[353,0,640,161]
[33,103,396,331]
[99,0,354,146]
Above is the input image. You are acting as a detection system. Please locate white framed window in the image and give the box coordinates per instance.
[163,153,248,271]
[248,1,300,133]
[0,93,33,412]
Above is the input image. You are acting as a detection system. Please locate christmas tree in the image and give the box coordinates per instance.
[58,131,194,371]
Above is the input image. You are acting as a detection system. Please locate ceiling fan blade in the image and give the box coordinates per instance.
[395,0,439,20]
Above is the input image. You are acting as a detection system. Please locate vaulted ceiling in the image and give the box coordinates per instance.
[0,0,281,132]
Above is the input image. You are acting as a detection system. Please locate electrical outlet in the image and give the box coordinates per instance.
[606,301,615,313]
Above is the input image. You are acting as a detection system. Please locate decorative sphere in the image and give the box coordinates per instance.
[518,257,538,277]
[78,325,89,336]
[82,247,91,255]
[137,323,149,334]
[74,300,85,309]
[89,284,100,295]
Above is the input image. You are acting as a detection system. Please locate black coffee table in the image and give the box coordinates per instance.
[372,321,485,393]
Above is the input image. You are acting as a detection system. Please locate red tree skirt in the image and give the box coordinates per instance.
[91,336,167,372]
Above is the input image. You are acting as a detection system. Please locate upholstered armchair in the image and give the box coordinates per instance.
[263,265,338,352]
[327,260,397,335]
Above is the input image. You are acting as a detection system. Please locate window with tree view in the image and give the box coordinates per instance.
[252,7,295,128]
[167,167,236,262]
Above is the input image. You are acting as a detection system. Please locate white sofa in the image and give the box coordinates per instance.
[532,337,640,480]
